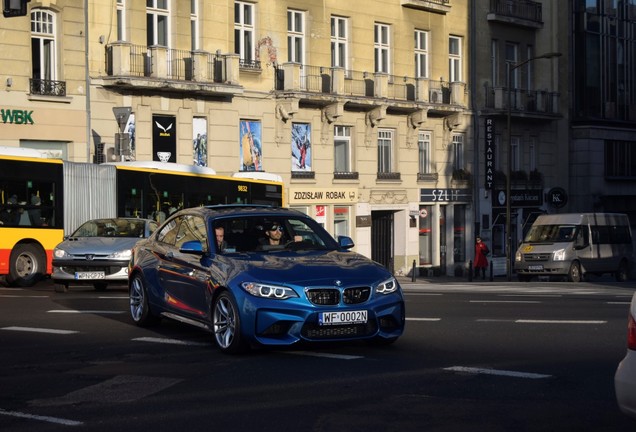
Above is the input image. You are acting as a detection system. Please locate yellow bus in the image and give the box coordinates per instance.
[0,150,283,286]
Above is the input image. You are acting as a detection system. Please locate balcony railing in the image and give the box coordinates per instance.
[30,78,66,97]
[239,59,261,70]
[105,43,241,90]
[484,85,559,114]
[489,0,542,23]
[334,171,359,180]
[276,63,467,107]
[377,172,401,180]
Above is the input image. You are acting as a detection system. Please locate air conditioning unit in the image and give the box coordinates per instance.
[429,89,443,103]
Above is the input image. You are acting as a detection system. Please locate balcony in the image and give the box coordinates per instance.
[487,0,543,29]
[30,78,66,97]
[102,43,243,97]
[401,0,451,14]
[334,171,359,180]
[275,63,467,113]
[484,85,560,118]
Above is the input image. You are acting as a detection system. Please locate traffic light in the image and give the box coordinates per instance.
[3,0,30,18]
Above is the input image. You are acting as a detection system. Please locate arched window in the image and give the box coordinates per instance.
[31,9,57,82]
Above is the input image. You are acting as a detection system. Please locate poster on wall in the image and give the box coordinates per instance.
[192,117,207,167]
[239,120,262,171]
[152,114,177,163]
[291,123,311,171]
[125,113,136,155]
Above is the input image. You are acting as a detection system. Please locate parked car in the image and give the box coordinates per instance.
[615,292,636,419]
[128,205,405,354]
[52,217,158,292]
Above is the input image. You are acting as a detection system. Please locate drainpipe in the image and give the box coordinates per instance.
[84,0,92,163]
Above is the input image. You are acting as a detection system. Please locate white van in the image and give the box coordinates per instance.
[514,213,633,282]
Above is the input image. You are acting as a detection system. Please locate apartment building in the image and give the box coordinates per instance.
[470,0,566,275]
[0,0,473,276]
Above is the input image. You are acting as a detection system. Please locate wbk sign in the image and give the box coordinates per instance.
[484,118,495,190]
[1,109,34,125]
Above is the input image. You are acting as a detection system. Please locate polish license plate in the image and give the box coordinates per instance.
[528,265,544,271]
[319,310,368,326]
[75,271,105,280]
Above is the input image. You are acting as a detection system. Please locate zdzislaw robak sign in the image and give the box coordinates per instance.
[288,188,358,204]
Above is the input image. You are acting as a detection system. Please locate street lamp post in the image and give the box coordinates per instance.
[505,52,562,281]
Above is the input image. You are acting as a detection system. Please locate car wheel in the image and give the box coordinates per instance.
[54,282,69,293]
[616,261,629,282]
[7,243,46,287]
[212,291,248,354]
[567,261,581,283]
[129,273,158,327]
[93,282,108,291]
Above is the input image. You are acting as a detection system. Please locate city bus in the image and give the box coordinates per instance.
[0,150,284,287]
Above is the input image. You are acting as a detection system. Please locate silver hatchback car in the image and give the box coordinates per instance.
[52,218,158,292]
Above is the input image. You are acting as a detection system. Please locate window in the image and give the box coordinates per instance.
[452,134,464,170]
[31,9,57,82]
[419,205,433,265]
[605,140,636,178]
[415,30,429,78]
[235,1,255,64]
[334,206,350,238]
[511,136,520,171]
[334,126,352,173]
[449,36,462,82]
[526,45,534,90]
[491,39,499,86]
[147,0,169,47]
[287,10,305,64]
[117,0,126,41]
[190,0,200,51]
[331,16,348,72]
[418,131,431,174]
[374,23,390,73]
[377,129,393,173]
[453,205,466,262]
[505,42,519,88]
[529,137,537,171]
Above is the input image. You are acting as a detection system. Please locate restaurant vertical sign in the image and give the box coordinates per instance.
[485,118,495,190]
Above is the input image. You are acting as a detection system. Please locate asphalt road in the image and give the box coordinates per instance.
[1,277,635,431]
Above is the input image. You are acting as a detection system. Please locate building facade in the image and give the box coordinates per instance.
[470,0,568,275]
[1,0,477,276]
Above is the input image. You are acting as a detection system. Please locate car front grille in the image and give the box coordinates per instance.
[524,253,552,261]
[305,286,372,306]
[301,322,378,339]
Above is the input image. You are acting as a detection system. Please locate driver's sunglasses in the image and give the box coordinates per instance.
[269,225,283,232]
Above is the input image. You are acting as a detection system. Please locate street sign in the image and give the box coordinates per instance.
[112,107,132,133]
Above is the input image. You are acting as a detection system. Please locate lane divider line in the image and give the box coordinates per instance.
[444,366,552,379]
[0,326,78,334]
[0,408,82,426]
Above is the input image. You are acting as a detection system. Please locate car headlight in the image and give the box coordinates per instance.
[108,249,132,260]
[553,248,566,261]
[241,282,299,299]
[376,277,398,295]
[53,248,70,259]
[515,250,522,262]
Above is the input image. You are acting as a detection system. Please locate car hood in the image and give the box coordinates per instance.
[56,237,140,254]
[219,250,392,286]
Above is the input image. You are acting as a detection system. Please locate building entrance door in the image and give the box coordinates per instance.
[371,210,394,273]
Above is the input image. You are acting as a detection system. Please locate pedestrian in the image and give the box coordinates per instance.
[473,236,489,280]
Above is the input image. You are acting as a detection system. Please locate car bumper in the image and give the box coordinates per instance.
[241,294,405,346]
[514,263,568,276]
[615,349,636,418]
[52,259,129,282]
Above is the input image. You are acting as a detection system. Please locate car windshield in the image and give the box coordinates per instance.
[214,215,340,253]
[72,218,146,238]
[524,224,579,243]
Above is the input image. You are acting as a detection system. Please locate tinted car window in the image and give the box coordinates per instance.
[155,218,180,246]
[176,215,208,251]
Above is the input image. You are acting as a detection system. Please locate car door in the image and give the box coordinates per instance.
[163,215,212,320]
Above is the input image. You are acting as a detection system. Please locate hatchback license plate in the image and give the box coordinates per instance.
[528,265,544,271]
[75,271,105,280]
[319,310,368,326]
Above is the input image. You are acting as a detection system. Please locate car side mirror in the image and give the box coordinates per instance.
[338,236,355,250]
[180,240,204,255]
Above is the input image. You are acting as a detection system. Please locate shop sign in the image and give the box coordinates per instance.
[1,109,34,125]
[547,187,568,208]
[356,215,371,227]
[484,118,495,190]
[492,189,543,207]
[289,187,357,204]
[420,188,472,203]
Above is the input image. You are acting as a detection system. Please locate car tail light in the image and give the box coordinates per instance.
[628,313,636,350]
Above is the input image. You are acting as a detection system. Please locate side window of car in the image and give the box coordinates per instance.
[156,218,180,246]
[175,215,208,252]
